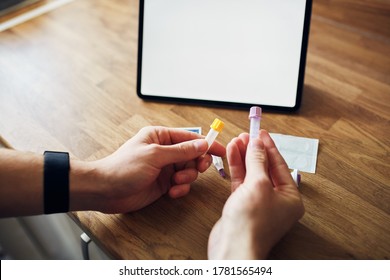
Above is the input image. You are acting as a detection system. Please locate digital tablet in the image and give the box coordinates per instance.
[137,0,312,111]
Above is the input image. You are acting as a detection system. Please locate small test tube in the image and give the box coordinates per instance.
[205,118,224,150]
[212,155,226,178]
[290,169,301,187]
[249,106,262,140]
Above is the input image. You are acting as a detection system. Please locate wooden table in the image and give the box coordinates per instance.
[1,0,389,259]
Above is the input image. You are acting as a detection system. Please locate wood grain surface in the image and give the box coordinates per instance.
[0,0,389,259]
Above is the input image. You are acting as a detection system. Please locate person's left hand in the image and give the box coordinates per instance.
[78,126,225,213]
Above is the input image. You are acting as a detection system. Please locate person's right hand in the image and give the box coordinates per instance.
[208,130,305,259]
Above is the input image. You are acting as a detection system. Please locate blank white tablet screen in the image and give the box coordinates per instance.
[140,0,307,108]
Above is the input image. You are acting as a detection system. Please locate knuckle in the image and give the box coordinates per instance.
[147,143,162,158]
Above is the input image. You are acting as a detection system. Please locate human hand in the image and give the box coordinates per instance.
[70,126,225,213]
[208,130,304,259]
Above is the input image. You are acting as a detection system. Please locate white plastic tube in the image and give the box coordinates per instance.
[290,169,301,187]
[205,129,219,148]
[249,106,262,140]
[205,118,224,150]
[212,155,226,178]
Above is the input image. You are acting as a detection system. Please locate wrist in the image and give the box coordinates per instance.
[69,159,106,212]
[217,215,270,259]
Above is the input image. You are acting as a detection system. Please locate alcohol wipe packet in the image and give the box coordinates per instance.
[270,133,319,173]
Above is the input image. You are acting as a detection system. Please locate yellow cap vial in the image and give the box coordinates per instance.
[205,118,224,150]
[210,118,224,133]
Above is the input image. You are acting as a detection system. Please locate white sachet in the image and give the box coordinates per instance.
[270,133,319,173]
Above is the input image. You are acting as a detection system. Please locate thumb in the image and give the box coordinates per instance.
[155,139,208,166]
[245,138,269,183]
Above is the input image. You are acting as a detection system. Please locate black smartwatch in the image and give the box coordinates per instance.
[43,151,70,214]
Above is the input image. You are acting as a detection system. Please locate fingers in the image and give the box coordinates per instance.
[226,130,295,191]
[236,133,250,162]
[168,184,191,198]
[260,130,296,188]
[169,165,198,198]
[174,154,212,174]
[154,139,209,167]
[150,127,225,168]
[197,154,213,173]
[227,136,247,192]
[165,127,203,143]
[244,137,269,184]
[207,141,226,158]
[165,128,226,157]
[172,167,198,186]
